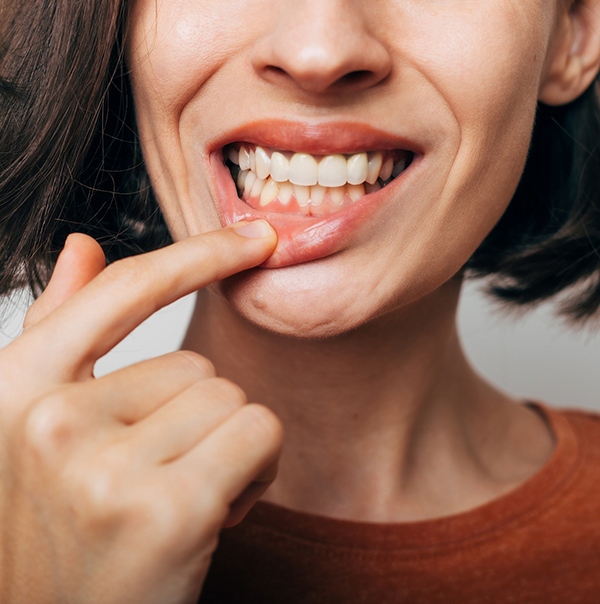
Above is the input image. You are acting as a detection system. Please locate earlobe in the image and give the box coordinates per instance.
[539,0,600,106]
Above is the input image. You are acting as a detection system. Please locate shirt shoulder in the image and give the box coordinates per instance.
[548,406,600,497]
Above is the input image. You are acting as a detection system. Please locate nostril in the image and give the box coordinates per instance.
[260,65,383,93]
[251,15,393,95]
[264,65,287,78]
[338,70,376,87]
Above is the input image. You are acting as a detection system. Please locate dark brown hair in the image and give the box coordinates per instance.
[1,0,600,321]
[0,0,170,298]
[467,86,600,322]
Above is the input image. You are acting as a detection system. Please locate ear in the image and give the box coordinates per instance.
[539,0,600,106]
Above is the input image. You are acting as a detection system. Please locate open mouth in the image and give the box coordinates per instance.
[223,143,414,217]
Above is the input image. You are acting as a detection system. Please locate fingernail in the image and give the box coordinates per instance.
[234,220,274,239]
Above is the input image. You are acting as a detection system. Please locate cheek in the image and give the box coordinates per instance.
[402,3,552,133]
[127,0,259,120]
[402,3,554,240]
[126,0,259,236]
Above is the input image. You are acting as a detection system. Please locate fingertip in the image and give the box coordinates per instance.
[232,220,276,240]
[62,233,106,271]
[24,234,107,329]
[54,234,106,289]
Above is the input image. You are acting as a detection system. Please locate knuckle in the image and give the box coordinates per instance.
[131,484,216,551]
[75,464,122,522]
[175,474,229,533]
[205,377,248,407]
[72,445,137,526]
[191,492,229,536]
[23,392,78,458]
[239,404,284,447]
[100,256,150,293]
[142,491,187,543]
[170,350,217,379]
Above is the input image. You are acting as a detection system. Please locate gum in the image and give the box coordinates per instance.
[243,190,355,216]
[211,147,420,268]
[227,147,413,217]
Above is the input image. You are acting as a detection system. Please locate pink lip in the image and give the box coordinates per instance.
[207,119,423,156]
[208,120,422,268]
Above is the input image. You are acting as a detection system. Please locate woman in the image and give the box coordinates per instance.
[1,0,600,602]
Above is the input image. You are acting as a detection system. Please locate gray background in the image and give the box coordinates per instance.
[2,281,599,412]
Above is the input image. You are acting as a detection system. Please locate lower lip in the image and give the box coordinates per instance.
[210,153,414,268]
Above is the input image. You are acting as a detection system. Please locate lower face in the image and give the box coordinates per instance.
[127,0,559,338]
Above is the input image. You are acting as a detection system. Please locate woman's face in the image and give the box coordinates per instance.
[127,0,564,337]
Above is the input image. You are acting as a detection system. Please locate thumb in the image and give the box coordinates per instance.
[23,233,106,329]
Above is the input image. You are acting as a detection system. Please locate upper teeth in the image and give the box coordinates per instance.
[228,145,405,189]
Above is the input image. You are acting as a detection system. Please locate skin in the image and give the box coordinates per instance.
[1,1,600,603]
[0,224,283,604]
[128,0,600,518]
[127,0,592,338]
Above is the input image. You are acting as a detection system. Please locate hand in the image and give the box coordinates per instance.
[0,222,283,604]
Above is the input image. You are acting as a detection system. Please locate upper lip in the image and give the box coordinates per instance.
[207,119,424,157]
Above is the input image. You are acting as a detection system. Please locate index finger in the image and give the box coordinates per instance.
[23,221,276,379]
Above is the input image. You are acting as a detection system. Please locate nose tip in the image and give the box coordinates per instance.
[251,2,392,95]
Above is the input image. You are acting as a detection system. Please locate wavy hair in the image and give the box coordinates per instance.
[0,0,170,298]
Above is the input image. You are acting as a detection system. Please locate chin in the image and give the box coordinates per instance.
[214,252,457,341]
[216,262,387,340]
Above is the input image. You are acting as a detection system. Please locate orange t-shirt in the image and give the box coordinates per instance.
[199,406,600,603]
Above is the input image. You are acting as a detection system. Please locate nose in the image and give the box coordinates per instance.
[251,0,392,94]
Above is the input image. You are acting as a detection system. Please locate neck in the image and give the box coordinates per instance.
[182,278,554,522]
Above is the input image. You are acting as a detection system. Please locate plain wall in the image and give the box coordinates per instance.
[1,281,599,412]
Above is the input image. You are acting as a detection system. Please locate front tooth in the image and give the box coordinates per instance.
[250,176,266,198]
[278,181,293,205]
[249,149,256,172]
[244,171,257,196]
[239,146,251,171]
[270,152,290,182]
[366,152,383,185]
[347,183,365,202]
[380,156,394,181]
[228,147,239,165]
[347,153,368,185]
[294,184,310,206]
[310,184,326,206]
[329,186,345,206]
[237,169,248,191]
[260,178,279,206]
[255,147,271,180]
[289,153,318,186]
[318,154,347,187]
[392,157,407,178]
